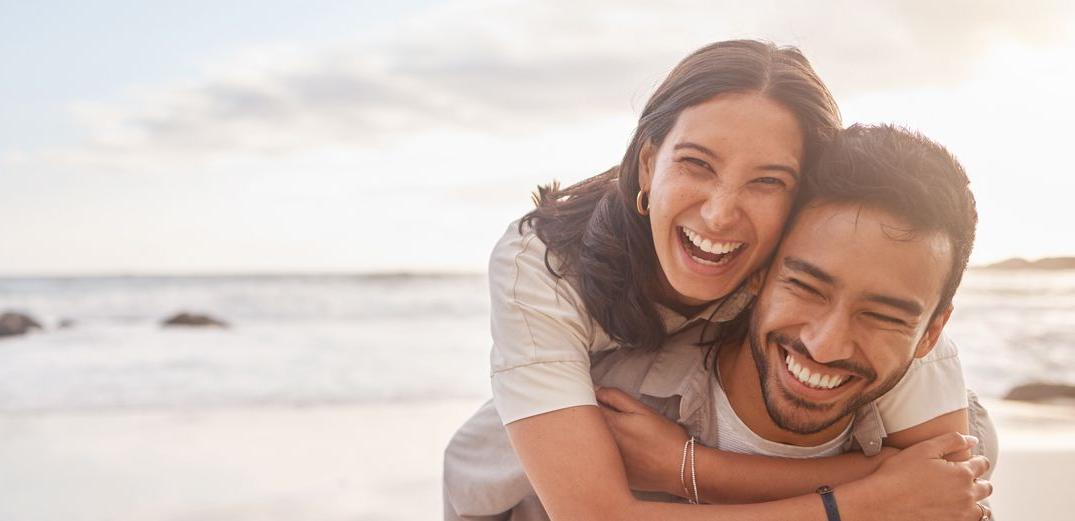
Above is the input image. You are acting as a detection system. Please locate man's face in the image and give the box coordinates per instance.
[748,201,953,435]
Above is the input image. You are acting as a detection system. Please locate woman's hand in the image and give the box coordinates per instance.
[850,432,993,521]
[596,386,689,496]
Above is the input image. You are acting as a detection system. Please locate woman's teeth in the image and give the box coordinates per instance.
[785,354,847,390]
[683,227,743,255]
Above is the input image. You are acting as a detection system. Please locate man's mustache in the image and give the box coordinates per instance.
[767,331,877,381]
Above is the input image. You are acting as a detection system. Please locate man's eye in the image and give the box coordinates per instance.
[864,312,907,327]
[787,278,820,296]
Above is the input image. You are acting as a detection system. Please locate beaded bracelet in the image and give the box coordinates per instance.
[679,436,700,504]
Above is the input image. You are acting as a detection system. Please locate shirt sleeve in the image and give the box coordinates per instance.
[488,222,606,425]
[874,332,969,434]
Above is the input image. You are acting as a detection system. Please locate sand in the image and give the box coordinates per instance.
[0,398,1071,520]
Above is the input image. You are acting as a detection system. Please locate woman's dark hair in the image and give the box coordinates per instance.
[521,40,842,351]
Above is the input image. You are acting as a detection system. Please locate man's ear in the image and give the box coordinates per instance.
[638,141,656,191]
[914,305,953,359]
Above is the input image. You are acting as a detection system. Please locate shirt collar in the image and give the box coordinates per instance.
[655,283,756,334]
[638,336,888,456]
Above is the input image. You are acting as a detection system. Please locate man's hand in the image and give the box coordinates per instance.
[596,386,689,496]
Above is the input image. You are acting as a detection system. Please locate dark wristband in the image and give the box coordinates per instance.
[816,485,841,521]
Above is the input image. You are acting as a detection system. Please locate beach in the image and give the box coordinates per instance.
[1,398,1072,520]
[1,272,1073,519]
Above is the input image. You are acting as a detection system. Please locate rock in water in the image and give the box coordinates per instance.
[1004,383,1075,403]
[0,312,43,338]
[161,312,229,328]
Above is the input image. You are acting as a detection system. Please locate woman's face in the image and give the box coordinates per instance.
[640,92,804,309]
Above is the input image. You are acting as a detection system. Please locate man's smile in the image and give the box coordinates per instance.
[769,334,873,406]
[783,354,848,390]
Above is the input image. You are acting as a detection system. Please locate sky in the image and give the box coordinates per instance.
[2,0,1074,275]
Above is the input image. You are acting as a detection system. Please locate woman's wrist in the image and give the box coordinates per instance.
[832,474,892,521]
[679,442,728,503]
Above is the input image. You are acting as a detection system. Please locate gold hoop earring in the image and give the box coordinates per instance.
[635,190,650,216]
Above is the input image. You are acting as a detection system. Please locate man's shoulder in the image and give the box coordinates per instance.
[917,332,960,364]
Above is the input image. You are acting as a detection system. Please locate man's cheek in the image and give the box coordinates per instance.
[761,293,802,324]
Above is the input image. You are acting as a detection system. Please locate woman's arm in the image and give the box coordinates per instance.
[701,409,971,503]
[597,387,970,504]
[506,405,836,520]
[507,406,989,521]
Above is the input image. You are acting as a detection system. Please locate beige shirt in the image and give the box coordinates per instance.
[489,221,968,431]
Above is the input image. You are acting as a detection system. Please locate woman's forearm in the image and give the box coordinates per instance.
[669,411,969,504]
[691,446,890,504]
[507,405,845,521]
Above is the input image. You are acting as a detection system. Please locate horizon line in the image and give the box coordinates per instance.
[0,269,486,280]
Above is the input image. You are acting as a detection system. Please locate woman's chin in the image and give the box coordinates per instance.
[667,259,751,305]
[666,278,737,307]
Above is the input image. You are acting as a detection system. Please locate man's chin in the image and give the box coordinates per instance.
[761,379,852,435]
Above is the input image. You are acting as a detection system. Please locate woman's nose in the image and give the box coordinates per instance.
[699,188,744,229]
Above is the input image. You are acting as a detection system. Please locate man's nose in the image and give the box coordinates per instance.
[799,309,855,364]
[699,187,743,229]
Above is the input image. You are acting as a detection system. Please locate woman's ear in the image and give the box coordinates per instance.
[638,141,656,190]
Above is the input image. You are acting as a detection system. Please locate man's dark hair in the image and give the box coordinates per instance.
[795,123,978,318]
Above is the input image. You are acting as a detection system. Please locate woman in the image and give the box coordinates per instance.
[446,40,991,520]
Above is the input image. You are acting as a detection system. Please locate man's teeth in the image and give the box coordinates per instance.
[784,354,847,390]
[683,227,743,255]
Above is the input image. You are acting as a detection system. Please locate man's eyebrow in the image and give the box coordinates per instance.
[864,293,924,316]
[672,142,799,178]
[783,256,835,284]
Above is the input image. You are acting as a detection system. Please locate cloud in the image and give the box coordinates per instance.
[32,0,1075,170]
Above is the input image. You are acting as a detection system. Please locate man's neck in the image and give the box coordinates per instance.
[718,338,853,446]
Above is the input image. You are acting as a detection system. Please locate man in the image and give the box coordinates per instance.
[445,124,996,520]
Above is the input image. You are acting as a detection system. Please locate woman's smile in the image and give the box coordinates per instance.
[679,226,746,264]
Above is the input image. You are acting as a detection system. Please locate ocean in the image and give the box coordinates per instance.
[1,270,1073,413]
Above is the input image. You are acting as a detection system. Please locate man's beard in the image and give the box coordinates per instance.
[747,312,913,435]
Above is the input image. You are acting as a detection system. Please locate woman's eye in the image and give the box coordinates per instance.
[681,157,712,170]
[754,177,787,187]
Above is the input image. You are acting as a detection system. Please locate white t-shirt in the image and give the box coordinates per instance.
[712,365,851,457]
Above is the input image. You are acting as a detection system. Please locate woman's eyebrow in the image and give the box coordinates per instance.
[673,142,718,158]
[673,142,798,178]
[759,163,800,179]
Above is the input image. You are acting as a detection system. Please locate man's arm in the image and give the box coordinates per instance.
[886,408,969,452]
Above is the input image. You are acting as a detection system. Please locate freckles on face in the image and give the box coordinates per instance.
[643,92,804,309]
